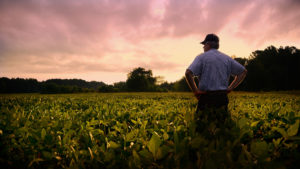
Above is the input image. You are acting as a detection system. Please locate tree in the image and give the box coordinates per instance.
[0,77,39,93]
[98,85,115,92]
[242,46,300,91]
[173,77,191,92]
[126,67,157,91]
[113,82,127,92]
[234,58,248,66]
[159,82,173,92]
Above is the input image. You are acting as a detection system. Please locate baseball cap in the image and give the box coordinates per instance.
[200,34,219,44]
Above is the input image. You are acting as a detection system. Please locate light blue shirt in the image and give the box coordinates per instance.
[187,49,245,91]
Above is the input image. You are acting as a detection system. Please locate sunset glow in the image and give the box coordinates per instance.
[1,0,300,84]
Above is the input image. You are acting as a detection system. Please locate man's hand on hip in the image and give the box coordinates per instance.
[194,90,206,100]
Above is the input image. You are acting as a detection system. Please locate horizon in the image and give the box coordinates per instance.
[1,0,300,84]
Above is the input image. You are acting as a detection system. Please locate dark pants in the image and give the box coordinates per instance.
[195,92,231,133]
[191,92,240,165]
[196,92,229,112]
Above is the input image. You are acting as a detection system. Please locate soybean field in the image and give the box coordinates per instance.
[0,92,299,169]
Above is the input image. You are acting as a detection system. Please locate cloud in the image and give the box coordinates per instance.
[0,53,126,74]
[1,0,299,54]
[0,0,157,75]
[161,0,252,37]
[0,0,154,55]
[0,0,299,82]
[234,0,300,46]
[160,0,300,46]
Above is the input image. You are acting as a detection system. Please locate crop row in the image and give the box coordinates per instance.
[0,92,299,168]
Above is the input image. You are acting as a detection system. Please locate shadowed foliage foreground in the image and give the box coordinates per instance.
[0,92,299,168]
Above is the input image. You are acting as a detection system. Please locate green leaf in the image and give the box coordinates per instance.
[132,150,141,167]
[286,136,300,141]
[104,151,115,162]
[238,118,248,129]
[64,121,72,129]
[139,149,152,159]
[28,158,44,168]
[42,151,52,160]
[131,119,137,124]
[163,132,169,140]
[176,125,184,131]
[190,136,207,149]
[287,120,299,137]
[142,120,148,130]
[108,141,120,149]
[96,129,104,136]
[272,138,283,148]
[251,141,268,158]
[156,145,170,160]
[250,121,260,127]
[147,133,161,159]
[126,129,138,141]
[272,127,287,137]
[41,128,46,140]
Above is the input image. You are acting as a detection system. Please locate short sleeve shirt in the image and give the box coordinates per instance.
[187,49,245,91]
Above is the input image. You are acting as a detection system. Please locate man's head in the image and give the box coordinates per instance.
[200,34,219,52]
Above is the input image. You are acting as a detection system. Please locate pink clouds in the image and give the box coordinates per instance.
[0,0,151,55]
[234,0,300,46]
[0,0,299,83]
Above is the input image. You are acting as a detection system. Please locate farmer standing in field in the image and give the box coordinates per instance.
[185,33,247,132]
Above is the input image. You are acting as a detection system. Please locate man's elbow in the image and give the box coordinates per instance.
[243,69,247,75]
[185,69,193,77]
[238,69,247,76]
[237,69,247,78]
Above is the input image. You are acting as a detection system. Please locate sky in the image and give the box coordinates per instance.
[1,0,300,84]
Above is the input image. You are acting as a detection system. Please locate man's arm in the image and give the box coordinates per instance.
[185,69,206,99]
[228,69,247,92]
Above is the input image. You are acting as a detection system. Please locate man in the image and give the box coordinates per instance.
[185,33,247,131]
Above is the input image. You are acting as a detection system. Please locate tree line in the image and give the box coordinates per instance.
[0,45,299,93]
[237,46,300,91]
[0,78,106,94]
